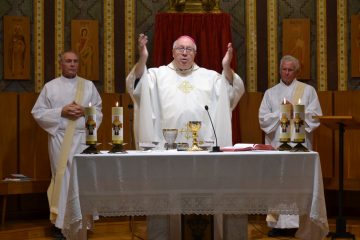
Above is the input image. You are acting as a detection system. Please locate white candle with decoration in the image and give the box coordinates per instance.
[292,98,305,143]
[279,98,291,142]
[112,102,123,144]
[85,102,97,145]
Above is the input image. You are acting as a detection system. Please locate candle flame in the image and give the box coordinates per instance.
[298,98,301,104]
[116,101,118,107]
[89,102,92,107]
[283,98,286,104]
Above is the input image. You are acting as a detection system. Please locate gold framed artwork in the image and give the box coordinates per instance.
[71,20,99,81]
[351,15,360,77]
[282,18,310,80]
[3,16,30,80]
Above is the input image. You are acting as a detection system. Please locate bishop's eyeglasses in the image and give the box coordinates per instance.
[174,46,196,53]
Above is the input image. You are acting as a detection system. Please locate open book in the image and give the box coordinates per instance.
[221,143,275,151]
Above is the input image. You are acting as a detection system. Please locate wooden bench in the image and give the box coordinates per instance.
[0,179,50,225]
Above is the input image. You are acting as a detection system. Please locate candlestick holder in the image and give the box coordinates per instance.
[290,111,308,152]
[278,140,292,151]
[82,143,99,154]
[109,143,127,153]
[290,142,309,152]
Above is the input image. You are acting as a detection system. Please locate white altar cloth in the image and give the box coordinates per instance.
[62,150,329,239]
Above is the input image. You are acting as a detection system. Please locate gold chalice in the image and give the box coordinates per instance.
[188,121,202,151]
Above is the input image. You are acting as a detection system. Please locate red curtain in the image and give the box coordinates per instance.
[153,12,241,144]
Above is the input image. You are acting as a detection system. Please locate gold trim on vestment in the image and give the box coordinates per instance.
[125,0,135,76]
[317,0,328,91]
[246,0,257,92]
[104,0,115,93]
[34,0,44,93]
[55,0,64,77]
[267,0,278,88]
[337,0,348,91]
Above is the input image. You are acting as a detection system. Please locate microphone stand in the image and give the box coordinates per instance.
[204,105,222,152]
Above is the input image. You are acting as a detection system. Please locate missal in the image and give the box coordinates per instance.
[221,143,275,151]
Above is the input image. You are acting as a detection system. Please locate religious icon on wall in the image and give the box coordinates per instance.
[3,16,30,80]
[71,20,99,81]
[282,18,310,80]
[351,15,360,77]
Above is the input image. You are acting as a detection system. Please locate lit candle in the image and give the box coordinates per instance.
[112,102,123,144]
[279,98,291,142]
[85,102,97,145]
[292,98,305,143]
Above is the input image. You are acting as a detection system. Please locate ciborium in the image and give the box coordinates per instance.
[163,129,178,150]
[188,121,202,151]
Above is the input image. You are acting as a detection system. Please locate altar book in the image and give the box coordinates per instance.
[221,143,275,151]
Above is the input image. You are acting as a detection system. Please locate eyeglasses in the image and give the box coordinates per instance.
[174,46,196,53]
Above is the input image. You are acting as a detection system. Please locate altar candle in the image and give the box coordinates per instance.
[292,98,305,143]
[279,98,291,141]
[85,102,97,145]
[112,102,123,144]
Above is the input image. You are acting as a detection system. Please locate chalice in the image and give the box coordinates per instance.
[188,121,202,151]
[163,129,178,150]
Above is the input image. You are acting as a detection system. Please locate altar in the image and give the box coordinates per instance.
[62,150,329,240]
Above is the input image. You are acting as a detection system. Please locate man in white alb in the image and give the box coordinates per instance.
[259,55,322,237]
[126,34,244,148]
[32,50,102,239]
[126,34,245,240]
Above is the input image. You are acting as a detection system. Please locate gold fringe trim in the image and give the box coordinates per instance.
[104,0,115,93]
[267,0,278,88]
[246,0,257,92]
[55,0,64,77]
[337,0,348,91]
[34,0,44,93]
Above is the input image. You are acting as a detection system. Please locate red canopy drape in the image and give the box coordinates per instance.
[153,12,241,144]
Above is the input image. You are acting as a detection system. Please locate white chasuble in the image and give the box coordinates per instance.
[126,62,245,148]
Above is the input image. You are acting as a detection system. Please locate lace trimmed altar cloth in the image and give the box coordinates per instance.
[62,150,329,240]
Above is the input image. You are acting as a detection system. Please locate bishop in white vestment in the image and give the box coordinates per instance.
[126,34,245,240]
[126,34,244,148]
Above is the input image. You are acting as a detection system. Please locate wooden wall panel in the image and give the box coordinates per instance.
[0,93,18,179]
[313,91,334,182]
[334,91,360,190]
[122,93,135,150]
[18,93,50,180]
[238,92,264,144]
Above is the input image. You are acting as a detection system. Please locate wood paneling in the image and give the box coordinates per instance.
[238,92,264,144]
[313,91,334,180]
[18,93,50,180]
[0,93,18,179]
[334,91,360,190]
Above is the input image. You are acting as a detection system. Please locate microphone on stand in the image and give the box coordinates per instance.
[204,105,222,152]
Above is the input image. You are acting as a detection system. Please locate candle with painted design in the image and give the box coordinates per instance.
[85,102,97,144]
[279,98,291,142]
[112,102,123,144]
[292,98,305,143]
